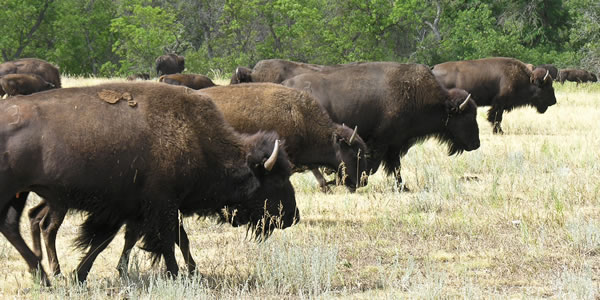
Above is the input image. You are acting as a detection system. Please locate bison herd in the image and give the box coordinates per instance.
[0,54,595,286]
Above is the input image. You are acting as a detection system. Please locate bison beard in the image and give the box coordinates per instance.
[0,82,299,284]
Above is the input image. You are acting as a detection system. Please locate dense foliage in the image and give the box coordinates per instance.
[1,0,598,76]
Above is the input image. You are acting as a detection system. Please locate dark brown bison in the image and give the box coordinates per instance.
[283,62,480,189]
[0,82,299,285]
[230,66,253,84]
[199,83,369,191]
[155,54,185,76]
[159,73,216,90]
[126,73,150,81]
[230,59,328,84]
[0,73,55,96]
[432,57,556,134]
[26,83,368,278]
[558,68,598,85]
[536,64,559,80]
[0,58,61,90]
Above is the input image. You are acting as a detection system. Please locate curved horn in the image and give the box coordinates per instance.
[264,139,280,171]
[459,94,471,111]
[543,70,550,81]
[348,125,358,144]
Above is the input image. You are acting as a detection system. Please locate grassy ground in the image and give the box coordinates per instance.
[0,78,598,299]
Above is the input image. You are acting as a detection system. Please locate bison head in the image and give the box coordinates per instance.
[333,124,369,191]
[441,89,480,154]
[219,132,299,239]
[230,67,253,84]
[530,68,557,113]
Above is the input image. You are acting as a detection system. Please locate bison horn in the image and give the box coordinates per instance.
[459,94,471,111]
[543,70,550,81]
[349,126,358,144]
[264,139,280,171]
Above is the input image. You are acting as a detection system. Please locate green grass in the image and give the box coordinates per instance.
[1,78,599,298]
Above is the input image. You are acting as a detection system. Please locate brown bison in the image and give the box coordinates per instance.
[126,73,150,81]
[230,59,328,84]
[26,83,368,278]
[0,82,299,284]
[432,57,556,134]
[536,64,559,80]
[0,73,55,96]
[159,73,216,90]
[283,62,480,189]
[558,68,598,85]
[155,54,185,76]
[230,66,253,84]
[0,58,61,91]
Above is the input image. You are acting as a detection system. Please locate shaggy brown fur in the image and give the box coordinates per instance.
[159,73,216,90]
[0,58,61,90]
[198,83,369,191]
[0,82,298,284]
[283,62,480,188]
[126,73,150,81]
[536,64,559,80]
[432,57,556,134]
[230,66,252,84]
[0,73,55,96]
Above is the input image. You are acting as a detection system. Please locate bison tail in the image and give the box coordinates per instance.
[74,214,124,251]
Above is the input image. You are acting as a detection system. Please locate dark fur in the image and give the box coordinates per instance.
[558,68,597,84]
[230,67,253,84]
[283,62,480,187]
[0,82,298,283]
[432,57,557,134]
[0,73,55,96]
[199,83,369,191]
[155,54,185,76]
[0,58,61,96]
[536,64,559,80]
[159,73,216,90]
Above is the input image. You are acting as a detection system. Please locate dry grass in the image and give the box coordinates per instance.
[0,79,599,298]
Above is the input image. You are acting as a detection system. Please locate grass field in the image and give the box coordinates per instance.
[0,78,599,299]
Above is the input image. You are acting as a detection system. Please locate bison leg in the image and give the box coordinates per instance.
[117,223,140,277]
[487,107,504,134]
[74,221,122,282]
[0,194,50,286]
[175,220,197,274]
[40,205,67,276]
[28,199,48,260]
[310,169,331,192]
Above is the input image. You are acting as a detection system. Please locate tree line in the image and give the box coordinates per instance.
[1,0,598,77]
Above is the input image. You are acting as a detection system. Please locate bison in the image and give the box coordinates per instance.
[27,83,368,278]
[0,58,61,96]
[159,73,216,90]
[230,67,253,84]
[0,73,55,97]
[283,62,480,189]
[432,57,556,134]
[230,59,331,84]
[536,64,559,80]
[155,54,185,76]
[558,68,598,85]
[0,82,299,285]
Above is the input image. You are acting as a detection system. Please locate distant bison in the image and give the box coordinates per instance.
[159,74,216,90]
[558,68,597,85]
[155,54,185,76]
[230,59,328,84]
[536,64,559,80]
[283,62,480,189]
[433,57,556,134]
[0,73,55,96]
[230,67,252,84]
[0,82,299,284]
[126,73,150,81]
[0,58,61,90]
